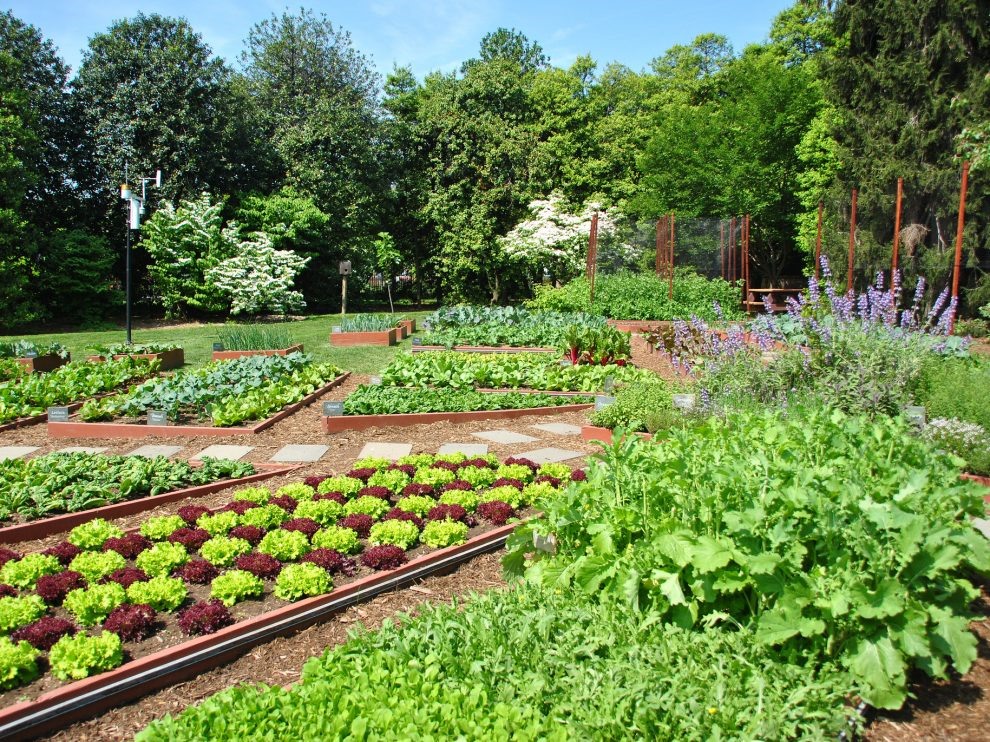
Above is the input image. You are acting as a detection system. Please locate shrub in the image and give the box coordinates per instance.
[294,499,345,526]
[438,490,480,512]
[0,637,40,690]
[257,530,311,562]
[367,469,411,494]
[178,600,234,636]
[103,567,150,589]
[316,476,363,498]
[421,520,469,548]
[168,527,212,551]
[140,515,187,542]
[589,381,675,432]
[312,526,361,555]
[239,504,289,531]
[336,514,373,538]
[0,554,62,589]
[42,541,83,566]
[368,520,420,550]
[394,495,436,518]
[427,504,468,524]
[196,511,241,537]
[0,595,46,634]
[211,570,264,606]
[103,533,152,559]
[103,603,158,642]
[301,549,354,576]
[231,486,271,504]
[274,483,315,501]
[36,570,86,606]
[344,496,390,520]
[274,563,332,602]
[281,518,321,539]
[235,553,283,580]
[476,501,516,526]
[69,551,126,584]
[68,519,124,551]
[173,559,219,585]
[63,583,126,626]
[228,525,265,545]
[126,576,187,612]
[200,537,253,568]
[360,545,407,571]
[11,616,76,651]
[48,631,124,680]
[177,504,212,527]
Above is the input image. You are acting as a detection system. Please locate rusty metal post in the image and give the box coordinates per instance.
[719,220,726,280]
[950,162,970,334]
[847,188,857,292]
[655,219,662,275]
[743,214,751,307]
[891,177,903,277]
[667,212,675,300]
[728,217,736,283]
[587,211,599,305]
[814,200,823,280]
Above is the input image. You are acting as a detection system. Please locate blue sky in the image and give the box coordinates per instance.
[7,1,794,80]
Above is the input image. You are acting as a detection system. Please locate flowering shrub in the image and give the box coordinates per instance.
[103,533,152,559]
[344,496,390,520]
[168,527,212,551]
[135,542,190,578]
[36,571,86,605]
[923,417,990,476]
[301,549,354,575]
[103,603,158,642]
[336,514,373,539]
[68,519,124,551]
[178,600,234,636]
[200,537,253,568]
[63,583,126,626]
[0,636,39,690]
[0,595,46,634]
[294,499,345,527]
[420,520,469,548]
[69,551,126,584]
[11,616,76,651]
[48,631,123,680]
[257,530,311,562]
[235,553,283,580]
[281,518,321,539]
[274,563,332,602]
[103,567,149,589]
[210,570,264,606]
[140,515,187,542]
[368,520,420,550]
[0,554,62,589]
[476,501,515,526]
[394,495,436,518]
[173,559,219,585]
[42,541,83,566]
[360,545,407,571]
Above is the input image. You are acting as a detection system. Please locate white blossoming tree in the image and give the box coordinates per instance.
[206,226,310,315]
[499,193,628,283]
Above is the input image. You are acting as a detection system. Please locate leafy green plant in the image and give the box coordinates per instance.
[210,570,264,606]
[343,386,594,416]
[394,495,437,518]
[0,637,40,689]
[478,485,526,509]
[292,499,344,526]
[68,519,125,551]
[273,563,332,602]
[316,476,363,497]
[923,417,990,476]
[366,469,410,494]
[0,554,62,589]
[338,314,397,332]
[412,467,455,489]
[0,340,69,359]
[275,483,315,501]
[437,490,480,512]
[0,595,47,634]
[420,520,468,548]
[239,504,289,531]
[63,583,127,626]
[135,542,190,577]
[140,515,187,541]
[914,356,990,431]
[343,496,390,520]
[232,487,272,504]
[69,551,126,583]
[257,530,311,562]
[421,305,607,348]
[495,463,534,483]
[589,381,677,432]
[311,526,361,555]
[196,511,241,537]
[89,342,178,355]
[216,324,294,351]
[126,576,188,612]
[48,631,123,680]
[200,537,253,568]
[368,520,419,550]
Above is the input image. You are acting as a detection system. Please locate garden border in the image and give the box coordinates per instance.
[211,345,303,361]
[329,329,397,347]
[0,521,517,740]
[46,372,351,439]
[0,463,297,545]
[87,348,185,371]
[15,353,70,373]
[322,402,592,432]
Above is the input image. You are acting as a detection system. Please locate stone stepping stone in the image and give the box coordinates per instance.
[515,447,586,464]
[0,446,39,461]
[358,442,412,461]
[271,444,329,463]
[531,422,582,436]
[57,446,109,454]
[190,444,254,461]
[127,444,184,459]
[974,517,990,541]
[471,429,539,445]
[438,443,489,456]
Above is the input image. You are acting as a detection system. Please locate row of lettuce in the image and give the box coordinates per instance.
[0,452,576,690]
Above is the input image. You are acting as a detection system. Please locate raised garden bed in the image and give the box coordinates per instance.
[411,344,557,354]
[398,318,416,337]
[87,348,185,371]
[580,425,653,443]
[48,372,350,439]
[324,402,592,432]
[16,354,71,374]
[211,345,303,361]
[329,329,398,347]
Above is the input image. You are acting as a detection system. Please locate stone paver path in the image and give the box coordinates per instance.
[271,444,329,463]
[515,447,585,464]
[358,442,412,461]
[438,443,489,456]
[0,446,39,461]
[191,444,254,461]
[531,422,582,436]
[471,429,539,444]
[126,445,184,458]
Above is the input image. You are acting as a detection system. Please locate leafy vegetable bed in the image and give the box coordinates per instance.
[420,305,606,348]
[0,453,576,709]
[0,453,256,529]
[381,352,651,392]
[66,354,345,432]
[342,386,593,415]
[0,358,155,428]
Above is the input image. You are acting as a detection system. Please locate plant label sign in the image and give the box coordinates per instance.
[23,349,38,358]
[47,406,70,422]
[595,395,616,411]
[331,326,342,334]
[147,409,169,426]
[412,337,422,346]
[533,531,557,554]
[369,375,382,386]
[559,359,573,367]
[672,393,697,411]
[212,342,224,352]
[323,401,344,417]
[904,405,926,430]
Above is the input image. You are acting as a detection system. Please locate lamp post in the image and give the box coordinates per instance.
[119,168,160,345]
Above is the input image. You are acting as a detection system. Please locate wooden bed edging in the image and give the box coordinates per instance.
[211,345,303,361]
[46,373,351,439]
[323,402,593,432]
[330,329,397,346]
[15,353,70,373]
[0,464,298,545]
[580,425,653,443]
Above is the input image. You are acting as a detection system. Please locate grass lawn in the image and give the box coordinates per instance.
[0,313,432,375]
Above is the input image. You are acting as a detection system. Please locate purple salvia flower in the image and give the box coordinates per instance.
[820,255,832,279]
[712,301,724,322]
[807,275,821,306]
[926,287,949,329]
[762,293,775,315]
